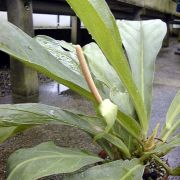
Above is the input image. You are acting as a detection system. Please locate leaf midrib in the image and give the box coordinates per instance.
[8,154,100,179]
[120,164,142,180]
[140,22,145,103]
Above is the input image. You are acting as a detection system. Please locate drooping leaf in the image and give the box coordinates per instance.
[117,20,167,119]
[0,103,105,136]
[0,21,93,101]
[65,158,145,180]
[0,126,18,143]
[0,103,131,157]
[0,124,34,143]
[161,90,180,141]
[66,0,148,134]
[7,142,102,180]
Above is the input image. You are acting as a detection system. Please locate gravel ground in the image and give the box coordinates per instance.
[0,68,11,97]
[0,69,52,97]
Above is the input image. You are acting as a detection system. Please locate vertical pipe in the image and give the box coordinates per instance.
[71,16,81,44]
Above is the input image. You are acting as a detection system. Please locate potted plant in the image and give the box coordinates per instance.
[0,0,179,179]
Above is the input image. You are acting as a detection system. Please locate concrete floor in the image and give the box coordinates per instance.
[0,39,179,179]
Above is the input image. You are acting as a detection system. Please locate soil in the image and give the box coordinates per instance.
[143,159,168,180]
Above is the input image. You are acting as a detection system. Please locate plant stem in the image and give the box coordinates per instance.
[76,45,102,104]
[152,154,171,174]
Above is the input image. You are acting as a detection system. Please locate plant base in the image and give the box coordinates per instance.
[143,159,168,180]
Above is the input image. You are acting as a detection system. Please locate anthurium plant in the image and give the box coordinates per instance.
[0,0,179,179]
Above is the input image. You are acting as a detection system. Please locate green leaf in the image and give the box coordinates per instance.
[0,103,105,136]
[7,142,102,180]
[117,111,143,142]
[103,133,131,158]
[83,43,124,91]
[171,167,180,176]
[0,21,93,101]
[0,103,131,157]
[0,125,33,143]
[117,19,167,119]
[161,119,180,142]
[0,126,18,143]
[161,90,180,141]
[35,35,81,75]
[66,0,148,135]
[65,158,145,180]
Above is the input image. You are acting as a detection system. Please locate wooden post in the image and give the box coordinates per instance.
[71,16,81,44]
[6,0,39,102]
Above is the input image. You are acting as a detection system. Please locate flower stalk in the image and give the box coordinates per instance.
[76,45,102,104]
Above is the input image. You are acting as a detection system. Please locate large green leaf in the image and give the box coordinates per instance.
[161,90,180,141]
[65,158,145,180]
[0,103,131,157]
[0,21,93,101]
[117,20,167,118]
[0,103,105,135]
[66,0,148,135]
[7,142,102,180]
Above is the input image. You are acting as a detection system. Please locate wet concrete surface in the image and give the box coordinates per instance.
[0,39,180,179]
